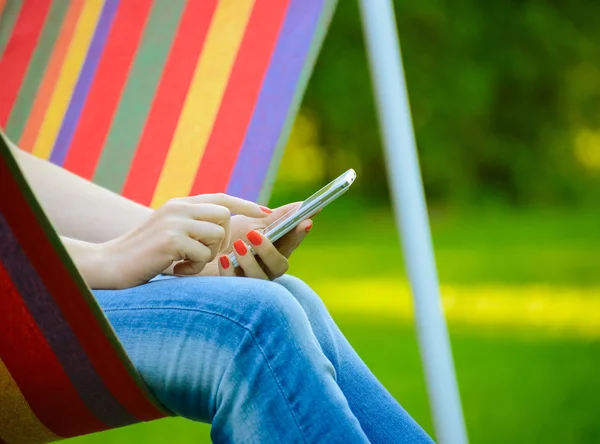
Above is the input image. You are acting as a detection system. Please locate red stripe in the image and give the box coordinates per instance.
[63,0,153,179]
[0,159,166,421]
[190,0,290,195]
[0,0,52,127]
[0,264,108,437]
[122,0,217,205]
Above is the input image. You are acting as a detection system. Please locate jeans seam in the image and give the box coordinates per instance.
[103,305,309,444]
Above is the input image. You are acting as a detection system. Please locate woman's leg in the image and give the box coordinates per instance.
[275,275,434,444]
[94,276,369,443]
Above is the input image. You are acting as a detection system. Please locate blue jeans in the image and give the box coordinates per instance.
[94,275,433,443]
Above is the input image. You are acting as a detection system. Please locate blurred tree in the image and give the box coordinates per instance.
[299,0,600,208]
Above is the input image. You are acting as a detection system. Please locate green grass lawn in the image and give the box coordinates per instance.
[68,205,600,443]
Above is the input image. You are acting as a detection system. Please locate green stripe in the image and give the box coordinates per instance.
[260,0,338,205]
[0,131,172,415]
[5,1,69,141]
[93,0,187,193]
[0,0,23,60]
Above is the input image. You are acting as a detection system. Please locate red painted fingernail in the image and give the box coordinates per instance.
[233,240,248,255]
[246,230,263,246]
[260,206,272,214]
[305,221,313,232]
[220,256,230,269]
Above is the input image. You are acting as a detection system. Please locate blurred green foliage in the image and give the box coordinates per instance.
[299,0,600,208]
[69,208,600,444]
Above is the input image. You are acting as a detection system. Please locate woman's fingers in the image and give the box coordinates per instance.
[173,237,212,275]
[218,254,236,277]
[161,199,232,250]
[184,220,226,261]
[184,202,231,224]
[188,193,271,219]
[226,219,311,280]
[232,239,269,280]
[245,230,289,279]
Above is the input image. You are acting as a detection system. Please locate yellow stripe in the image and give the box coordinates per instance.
[0,358,62,444]
[150,0,256,208]
[31,0,104,160]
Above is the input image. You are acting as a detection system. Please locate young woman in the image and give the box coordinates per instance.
[7,134,433,443]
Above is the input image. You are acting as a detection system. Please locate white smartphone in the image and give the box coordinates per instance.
[229,168,357,268]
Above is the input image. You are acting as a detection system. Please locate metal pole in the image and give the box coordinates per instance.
[357,1,468,443]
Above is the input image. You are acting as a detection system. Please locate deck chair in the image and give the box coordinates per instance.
[0,0,336,442]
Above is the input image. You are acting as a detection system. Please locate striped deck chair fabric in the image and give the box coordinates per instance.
[0,0,336,442]
[0,133,170,442]
[0,0,336,207]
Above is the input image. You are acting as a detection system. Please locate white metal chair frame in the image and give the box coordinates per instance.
[359,2,469,443]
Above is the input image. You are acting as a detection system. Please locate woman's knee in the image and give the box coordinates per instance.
[204,279,336,401]
[229,278,317,342]
[274,275,342,369]
[275,275,332,324]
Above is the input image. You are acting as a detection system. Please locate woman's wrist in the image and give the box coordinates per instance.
[61,237,122,290]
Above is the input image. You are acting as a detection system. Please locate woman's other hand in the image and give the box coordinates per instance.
[216,203,314,280]
[101,194,269,289]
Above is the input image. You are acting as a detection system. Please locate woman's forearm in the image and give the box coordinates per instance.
[7,135,153,242]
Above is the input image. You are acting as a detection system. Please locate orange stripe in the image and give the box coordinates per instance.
[0,358,61,444]
[0,0,6,17]
[19,0,84,152]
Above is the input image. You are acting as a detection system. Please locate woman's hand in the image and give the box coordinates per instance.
[100,194,269,289]
[214,203,314,280]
